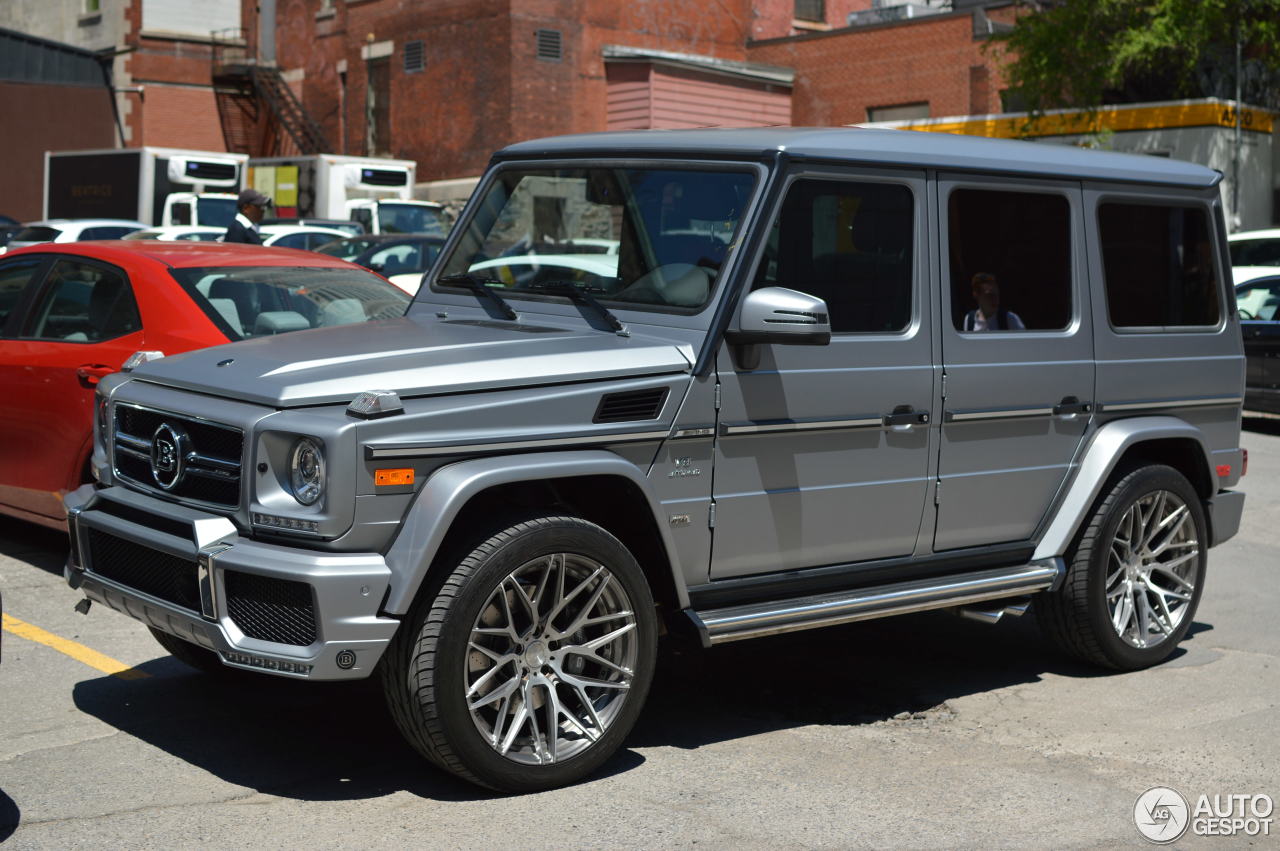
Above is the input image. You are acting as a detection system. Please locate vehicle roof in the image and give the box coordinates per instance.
[1228,228,1280,241]
[496,127,1221,189]
[2,240,366,269]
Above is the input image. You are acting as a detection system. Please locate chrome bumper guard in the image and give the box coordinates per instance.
[64,484,399,681]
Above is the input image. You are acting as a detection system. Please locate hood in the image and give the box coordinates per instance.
[131,313,695,408]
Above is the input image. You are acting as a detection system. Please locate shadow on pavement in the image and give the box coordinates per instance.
[0,788,18,841]
[71,606,1211,799]
[1243,416,1280,436]
[0,517,68,577]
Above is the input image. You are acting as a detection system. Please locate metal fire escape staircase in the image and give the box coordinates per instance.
[211,29,330,156]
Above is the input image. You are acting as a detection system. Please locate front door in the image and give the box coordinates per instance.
[711,167,935,579]
[933,175,1094,551]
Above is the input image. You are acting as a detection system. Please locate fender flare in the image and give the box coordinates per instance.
[381,449,685,614]
[1032,416,1216,561]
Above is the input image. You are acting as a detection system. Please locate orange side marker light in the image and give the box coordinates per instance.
[375,468,415,486]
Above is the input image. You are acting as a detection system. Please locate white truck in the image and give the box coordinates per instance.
[44,147,247,228]
[247,154,446,235]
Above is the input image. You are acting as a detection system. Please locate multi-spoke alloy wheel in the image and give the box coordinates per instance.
[1104,489,1199,649]
[1038,464,1207,670]
[382,514,657,792]
[466,552,639,764]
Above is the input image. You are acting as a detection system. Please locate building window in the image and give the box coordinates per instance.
[85,0,100,11]
[867,103,930,123]
[794,0,825,23]
[403,40,425,74]
[536,29,562,62]
[366,56,391,155]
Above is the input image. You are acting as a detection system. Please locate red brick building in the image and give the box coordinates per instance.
[260,0,1015,191]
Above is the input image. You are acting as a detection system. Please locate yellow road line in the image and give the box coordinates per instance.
[2,613,150,680]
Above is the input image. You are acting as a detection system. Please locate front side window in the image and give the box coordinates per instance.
[1236,278,1280,321]
[375,203,445,236]
[753,178,913,333]
[0,258,46,331]
[169,265,410,339]
[948,188,1072,332]
[1099,202,1221,328]
[436,166,757,312]
[23,259,140,342]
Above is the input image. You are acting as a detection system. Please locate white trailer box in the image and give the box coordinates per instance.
[248,154,445,234]
[44,147,248,227]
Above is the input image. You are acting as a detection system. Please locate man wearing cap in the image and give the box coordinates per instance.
[224,188,271,244]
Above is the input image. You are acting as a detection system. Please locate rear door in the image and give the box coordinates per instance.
[933,175,1094,551]
[0,256,144,521]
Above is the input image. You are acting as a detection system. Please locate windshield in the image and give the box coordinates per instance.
[434,166,756,312]
[169,265,411,341]
[316,236,385,261]
[378,203,447,236]
[197,197,237,228]
[12,226,61,243]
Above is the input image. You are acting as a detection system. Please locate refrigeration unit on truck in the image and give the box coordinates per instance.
[247,154,446,235]
[44,148,248,228]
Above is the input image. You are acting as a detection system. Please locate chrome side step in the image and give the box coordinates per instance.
[687,560,1063,646]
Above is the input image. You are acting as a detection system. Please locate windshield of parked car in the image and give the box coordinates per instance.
[316,236,386,261]
[169,265,411,341]
[377,203,447,236]
[434,166,756,312]
[11,226,61,242]
[1230,238,1280,267]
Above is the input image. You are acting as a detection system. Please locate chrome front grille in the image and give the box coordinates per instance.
[112,404,244,507]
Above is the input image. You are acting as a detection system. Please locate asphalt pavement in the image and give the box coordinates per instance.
[2,421,1277,848]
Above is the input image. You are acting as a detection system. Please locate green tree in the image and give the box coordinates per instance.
[993,0,1280,114]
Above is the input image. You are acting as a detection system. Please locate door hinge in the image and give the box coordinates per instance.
[714,382,722,411]
[934,479,941,505]
[940,370,947,401]
[708,502,717,529]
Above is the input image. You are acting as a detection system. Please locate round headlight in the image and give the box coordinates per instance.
[289,438,325,506]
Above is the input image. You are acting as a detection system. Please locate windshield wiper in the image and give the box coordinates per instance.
[524,282,629,336]
[438,273,518,321]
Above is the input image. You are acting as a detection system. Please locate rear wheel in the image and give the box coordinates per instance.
[1038,464,1207,670]
[382,514,657,792]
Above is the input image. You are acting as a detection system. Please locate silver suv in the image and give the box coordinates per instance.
[66,129,1247,792]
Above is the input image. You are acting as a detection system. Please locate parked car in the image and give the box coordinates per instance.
[1237,274,1280,414]
[123,226,224,242]
[5,219,147,253]
[1228,228,1280,268]
[66,128,1245,793]
[262,217,366,236]
[0,214,20,251]
[316,234,446,294]
[0,241,409,529]
[258,224,351,251]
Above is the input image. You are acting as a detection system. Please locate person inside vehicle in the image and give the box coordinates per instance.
[224,189,272,245]
[963,271,1025,331]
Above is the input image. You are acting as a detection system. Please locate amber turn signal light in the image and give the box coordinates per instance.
[375,468,415,486]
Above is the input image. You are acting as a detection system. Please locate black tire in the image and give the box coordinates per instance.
[148,627,228,675]
[1038,464,1207,670]
[381,514,658,792]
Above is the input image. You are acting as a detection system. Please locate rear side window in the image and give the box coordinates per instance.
[23,258,141,342]
[948,189,1072,332]
[1099,203,1221,328]
[755,178,914,333]
[0,258,46,331]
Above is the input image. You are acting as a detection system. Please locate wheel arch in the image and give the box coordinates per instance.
[1033,416,1217,561]
[381,450,687,616]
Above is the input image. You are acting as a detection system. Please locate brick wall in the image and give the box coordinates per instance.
[747,8,1010,126]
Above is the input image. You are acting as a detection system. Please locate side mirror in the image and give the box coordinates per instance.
[725,287,832,347]
[368,262,386,273]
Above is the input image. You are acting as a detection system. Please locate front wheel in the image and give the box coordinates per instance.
[1038,464,1207,670]
[382,514,657,792]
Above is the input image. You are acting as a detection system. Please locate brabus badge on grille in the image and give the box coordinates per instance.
[151,422,190,490]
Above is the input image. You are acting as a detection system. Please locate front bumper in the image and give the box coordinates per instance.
[64,484,399,680]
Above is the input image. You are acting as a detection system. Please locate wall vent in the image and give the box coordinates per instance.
[403,39,425,73]
[536,29,563,62]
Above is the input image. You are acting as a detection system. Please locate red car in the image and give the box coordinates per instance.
[0,241,410,529]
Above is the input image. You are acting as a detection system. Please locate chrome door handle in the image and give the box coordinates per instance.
[1053,396,1093,416]
[883,407,929,427]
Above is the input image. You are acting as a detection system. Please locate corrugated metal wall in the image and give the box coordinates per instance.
[606,61,791,130]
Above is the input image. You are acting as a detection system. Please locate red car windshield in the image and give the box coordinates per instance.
[169,264,411,340]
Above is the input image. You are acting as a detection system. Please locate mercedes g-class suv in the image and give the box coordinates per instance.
[65,128,1247,792]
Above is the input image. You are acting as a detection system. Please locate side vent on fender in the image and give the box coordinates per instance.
[593,388,669,424]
